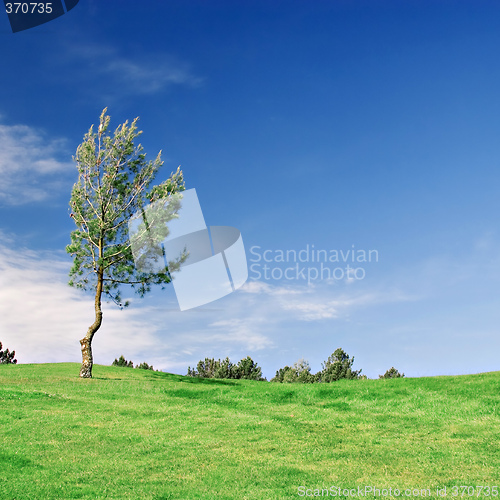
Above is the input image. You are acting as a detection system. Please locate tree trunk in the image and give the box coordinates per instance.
[79,264,104,378]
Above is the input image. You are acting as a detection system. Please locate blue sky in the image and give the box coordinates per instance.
[1,0,500,380]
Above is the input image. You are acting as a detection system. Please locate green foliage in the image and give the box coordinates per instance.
[236,356,265,380]
[0,341,17,364]
[187,356,265,381]
[112,355,133,368]
[272,349,362,384]
[317,347,362,383]
[66,108,186,306]
[135,362,154,371]
[379,367,405,379]
[271,359,314,383]
[112,356,154,370]
[187,357,236,379]
[270,366,291,383]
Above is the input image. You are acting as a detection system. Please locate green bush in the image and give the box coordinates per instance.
[271,359,314,383]
[187,357,235,379]
[136,362,154,371]
[272,349,362,384]
[112,355,133,368]
[318,348,362,382]
[112,356,155,370]
[270,366,291,383]
[187,356,265,381]
[379,367,405,379]
[0,342,17,365]
[236,356,265,380]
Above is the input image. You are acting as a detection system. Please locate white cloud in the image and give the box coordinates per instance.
[64,44,203,96]
[105,57,202,94]
[206,318,274,351]
[0,122,73,205]
[0,235,416,376]
[280,300,340,320]
[0,240,160,366]
[0,237,278,371]
[238,279,410,322]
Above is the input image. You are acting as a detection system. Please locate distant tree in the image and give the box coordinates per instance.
[112,355,133,368]
[379,367,405,379]
[270,365,292,383]
[0,341,17,364]
[187,357,221,378]
[271,359,314,383]
[213,357,238,379]
[66,108,186,378]
[135,362,154,371]
[317,348,362,382]
[235,356,265,381]
[187,356,265,381]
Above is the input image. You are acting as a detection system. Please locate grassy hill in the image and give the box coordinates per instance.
[1,363,499,499]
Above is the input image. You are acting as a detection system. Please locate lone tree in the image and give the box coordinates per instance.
[66,108,186,378]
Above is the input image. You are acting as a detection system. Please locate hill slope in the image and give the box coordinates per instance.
[1,363,499,499]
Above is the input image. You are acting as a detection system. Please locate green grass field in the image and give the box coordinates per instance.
[1,363,499,499]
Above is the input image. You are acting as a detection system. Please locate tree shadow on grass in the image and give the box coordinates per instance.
[170,375,239,386]
[91,377,124,380]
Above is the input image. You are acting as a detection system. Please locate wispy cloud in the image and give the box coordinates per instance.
[63,43,203,96]
[238,280,411,321]
[0,232,411,375]
[104,57,202,94]
[0,235,278,371]
[206,318,275,351]
[3,230,498,379]
[0,122,73,205]
[0,238,161,366]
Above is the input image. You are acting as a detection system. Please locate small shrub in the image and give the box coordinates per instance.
[379,367,405,379]
[135,362,154,371]
[271,349,362,384]
[187,357,229,378]
[0,342,17,365]
[187,356,265,380]
[112,355,133,368]
[270,366,292,383]
[271,359,314,383]
[235,356,265,380]
[317,348,362,382]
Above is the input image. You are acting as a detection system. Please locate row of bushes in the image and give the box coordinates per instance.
[186,348,404,382]
[2,340,404,381]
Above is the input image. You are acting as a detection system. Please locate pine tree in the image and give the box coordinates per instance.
[379,367,405,379]
[135,362,154,371]
[0,342,17,364]
[67,108,186,378]
[112,355,133,368]
[318,348,362,382]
